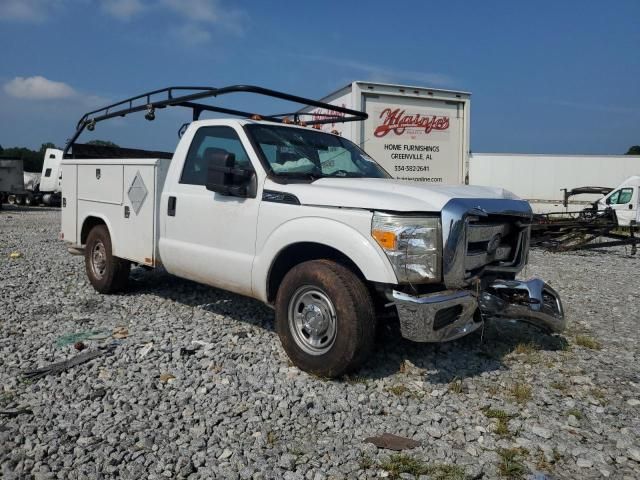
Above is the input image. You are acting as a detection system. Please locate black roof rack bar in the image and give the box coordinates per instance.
[65,84,367,156]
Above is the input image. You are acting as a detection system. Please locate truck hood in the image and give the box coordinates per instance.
[265,178,520,212]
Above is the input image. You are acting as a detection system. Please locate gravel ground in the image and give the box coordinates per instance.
[1,206,639,480]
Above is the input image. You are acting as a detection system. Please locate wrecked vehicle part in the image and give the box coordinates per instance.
[390,198,565,342]
[391,278,565,342]
[22,343,117,380]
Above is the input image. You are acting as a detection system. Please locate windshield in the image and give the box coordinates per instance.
[245,124,390,180]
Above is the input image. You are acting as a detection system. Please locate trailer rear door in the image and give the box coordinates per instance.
[362,94,464,184]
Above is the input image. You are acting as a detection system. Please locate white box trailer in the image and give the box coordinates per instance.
[304,81,471,185]
[469,153,640,213]
[0,159,25,196]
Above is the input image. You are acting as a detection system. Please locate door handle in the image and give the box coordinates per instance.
[630,204,633,210]
[168,196,176,216]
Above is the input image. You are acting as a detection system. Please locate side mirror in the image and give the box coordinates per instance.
[205,151,252,197]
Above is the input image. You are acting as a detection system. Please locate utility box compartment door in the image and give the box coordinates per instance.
[61,163,78,244]
[114,165,156,265]
[78,164,123,204]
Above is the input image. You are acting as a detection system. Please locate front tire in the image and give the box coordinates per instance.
[84,225,130,294]
[275,259,375,378]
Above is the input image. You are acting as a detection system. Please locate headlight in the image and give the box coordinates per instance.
[371,212,441,283]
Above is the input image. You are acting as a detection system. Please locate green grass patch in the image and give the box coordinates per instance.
[575,335,601,350]
[567,408,583,420]
[386,384,410,396]
[497,448,528,479]
[379,454,465,480]
[509,383,532,404]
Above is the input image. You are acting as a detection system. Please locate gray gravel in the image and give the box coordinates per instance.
[1,206,639,479]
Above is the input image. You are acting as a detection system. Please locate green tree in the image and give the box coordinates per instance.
[39,142,57,154]
[87,140,119,147]
[626,145,640,155]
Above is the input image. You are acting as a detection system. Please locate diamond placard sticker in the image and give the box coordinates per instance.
[127,171,148,215]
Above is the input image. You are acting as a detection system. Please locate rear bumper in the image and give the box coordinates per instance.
[392,278,565,343]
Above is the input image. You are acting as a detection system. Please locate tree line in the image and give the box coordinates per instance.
[0,141,119,172]
[1,142,639,173]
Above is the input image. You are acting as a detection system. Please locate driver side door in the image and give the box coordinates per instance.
[161,125,261,297]
[605,187,637,226]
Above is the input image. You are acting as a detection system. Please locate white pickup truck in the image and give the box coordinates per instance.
[61,85,565,377]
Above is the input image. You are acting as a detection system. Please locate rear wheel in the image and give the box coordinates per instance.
[84,225,130,294]
[275,259,375,378]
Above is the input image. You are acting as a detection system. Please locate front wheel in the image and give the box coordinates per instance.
[84,225,130,294]
[275,260,376,378]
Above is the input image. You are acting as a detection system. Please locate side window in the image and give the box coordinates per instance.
[180,126,252,185]
[606,190,620,205]
[618,188,633,204]
[44,168,52,177]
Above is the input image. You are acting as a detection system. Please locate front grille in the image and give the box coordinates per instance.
[464,217,526,280]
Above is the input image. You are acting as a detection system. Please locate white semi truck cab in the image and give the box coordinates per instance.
[60,85,565,377]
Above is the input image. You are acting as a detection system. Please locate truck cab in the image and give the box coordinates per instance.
[597,176,640,227]
[60,85,565,377]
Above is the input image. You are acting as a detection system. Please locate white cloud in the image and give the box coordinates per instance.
[101,0,145,20]
[171,23,212,46]
[4,76,78,100]
[0,0,57,22]
[295,54,454,87]
[161,0,247,36]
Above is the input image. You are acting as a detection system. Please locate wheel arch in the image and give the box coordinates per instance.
[80,215,112,246]
[266,242,365,303]
[254,216,397,303]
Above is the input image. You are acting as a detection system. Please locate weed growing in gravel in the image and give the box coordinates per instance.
[567,408,583,419]
[486,384,501,396]
[513,342,539,355]
[550,381,568,393]
[509,383,532,404]
[575,335,601,350]
[497,447,528,479]
[344,375,368,385]
[534,448,552,471]
[589,388,608,404]
[386,384,410,396]
[483,408,516,437]
[379,454,465,480]
[0,391,15,407]
[359,453,374,470]
[448,378,464,394]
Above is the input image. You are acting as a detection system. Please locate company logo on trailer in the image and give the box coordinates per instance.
[374,108,449,138]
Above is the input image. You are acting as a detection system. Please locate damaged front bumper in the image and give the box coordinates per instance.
[392,278,565,343]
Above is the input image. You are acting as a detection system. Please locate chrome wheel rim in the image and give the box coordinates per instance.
[288,286,337,356]
[90,241,107,280]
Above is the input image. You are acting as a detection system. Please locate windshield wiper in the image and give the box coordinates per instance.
[273,171,320,182]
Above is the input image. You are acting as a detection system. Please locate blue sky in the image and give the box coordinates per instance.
[0,0,638,154]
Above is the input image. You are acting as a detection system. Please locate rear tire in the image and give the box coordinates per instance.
[84,225,130,294]
[275,259,375,378]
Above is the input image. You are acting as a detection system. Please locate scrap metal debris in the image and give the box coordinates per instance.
[55,328,111,348]
[364,433,421,451]
[22,344,117,380]
[112,326,129,339]
[138,342,153,358]
[0,408,33,417]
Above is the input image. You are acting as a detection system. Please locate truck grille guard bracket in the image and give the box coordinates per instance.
[392,198,565,343]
